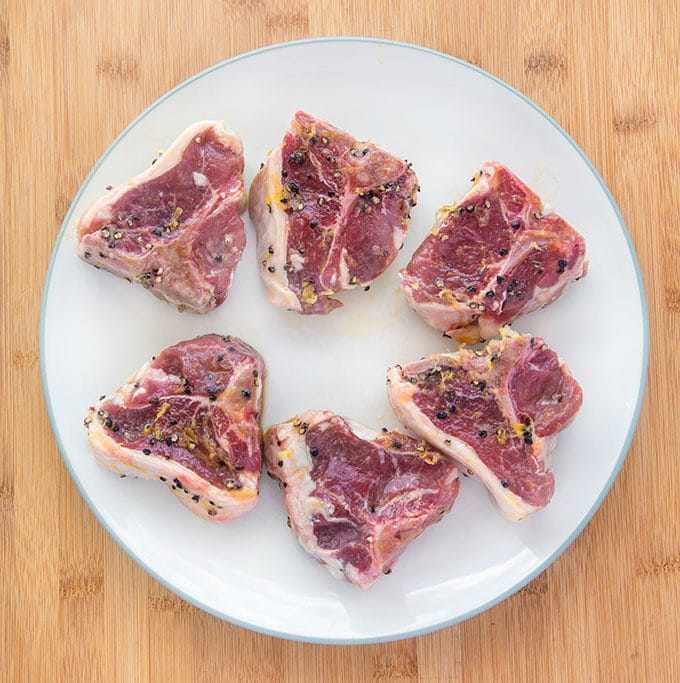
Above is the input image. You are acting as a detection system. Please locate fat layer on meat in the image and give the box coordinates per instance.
[264,410,460,587]
[84,334,265,522]
[400,162,587,343]
[249,111,418,314]
[77,121,245,313]
[387,328,582,520]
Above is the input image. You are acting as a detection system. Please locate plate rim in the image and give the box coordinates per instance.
[39,36,649,644]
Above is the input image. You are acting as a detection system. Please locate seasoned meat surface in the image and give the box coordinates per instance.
[400,162,586,343]
[264,410,460,587]
[250,111,418,314]
[84,334,265,522]
[77,121,245,313]
[387,328,582,520]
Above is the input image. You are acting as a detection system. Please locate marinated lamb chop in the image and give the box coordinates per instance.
[386,328,582,520]
[84,334,265,522]
[77,121,245,313]
[264,411,460,588]
[400,162,587,343]
[249,111,419,314]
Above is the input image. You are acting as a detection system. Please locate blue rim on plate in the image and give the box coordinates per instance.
[40,37,649,644]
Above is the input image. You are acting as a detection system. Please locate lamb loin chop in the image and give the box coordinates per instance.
[386,328,582,520]
[249,111,419,314]
[84,334,265,522]
[77,121,245,313]
[264,411,460,588]
[400,162,587,343]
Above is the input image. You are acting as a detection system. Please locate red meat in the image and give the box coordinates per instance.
[387,329,582,520]
[400,162,586,343]
[77,121,245,313]
[264,411,460,587]
[249,111,418,314]
[84,334,265,522]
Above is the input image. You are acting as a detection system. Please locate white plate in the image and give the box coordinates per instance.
[41,38,648,643]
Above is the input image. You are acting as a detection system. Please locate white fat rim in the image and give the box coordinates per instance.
[78,121,242,235]
[386,365,539,521]
[249,145,301,311]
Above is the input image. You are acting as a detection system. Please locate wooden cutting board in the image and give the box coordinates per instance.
[2,1,678,680]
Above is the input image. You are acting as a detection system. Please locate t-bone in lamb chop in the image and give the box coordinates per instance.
[84,334,265,522]
[249,111,419,314]
[386,329,582,520]
[264,410,460,588]
[400,162,587,343]
[77,121,245,313]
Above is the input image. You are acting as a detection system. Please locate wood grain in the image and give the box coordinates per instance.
[2,0,678,680]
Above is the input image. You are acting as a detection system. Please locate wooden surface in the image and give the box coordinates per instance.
[2,1,678,680]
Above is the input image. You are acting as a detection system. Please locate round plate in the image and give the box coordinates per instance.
[41,38,648,643]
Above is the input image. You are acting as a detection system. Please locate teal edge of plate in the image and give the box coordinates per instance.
[39,36,650,645]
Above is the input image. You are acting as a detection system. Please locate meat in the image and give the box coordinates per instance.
[249,111,419,314]
[77,121,245,313]
[264,411,460,588]
[400,162,587,343]
[386,328,582,520]
[84,334,265,522]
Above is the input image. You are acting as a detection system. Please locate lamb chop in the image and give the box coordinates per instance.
[84,334,265,522]
[386,328,582,520]
[77,121,245,313]
[264,410,460,588]
[400,162,587,343]
[249,111,418,314]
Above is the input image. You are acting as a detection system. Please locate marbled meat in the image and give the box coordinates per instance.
[77,121,245,313]
[386,328,582,520]
[249,111,418,314]
[400,162,587,343]
[84,334,265,522]
[264,410,460,587]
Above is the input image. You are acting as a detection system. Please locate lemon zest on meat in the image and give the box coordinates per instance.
[265,173,285,205]
[155,402,170,421]
[300,281,318,306]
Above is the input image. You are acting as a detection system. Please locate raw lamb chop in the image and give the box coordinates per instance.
[400,162,587,343]
[249,111,419,314]
[77,121,245,313]
[264,411,460,588]
[386,328,582,520]
[84,334,265,522]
